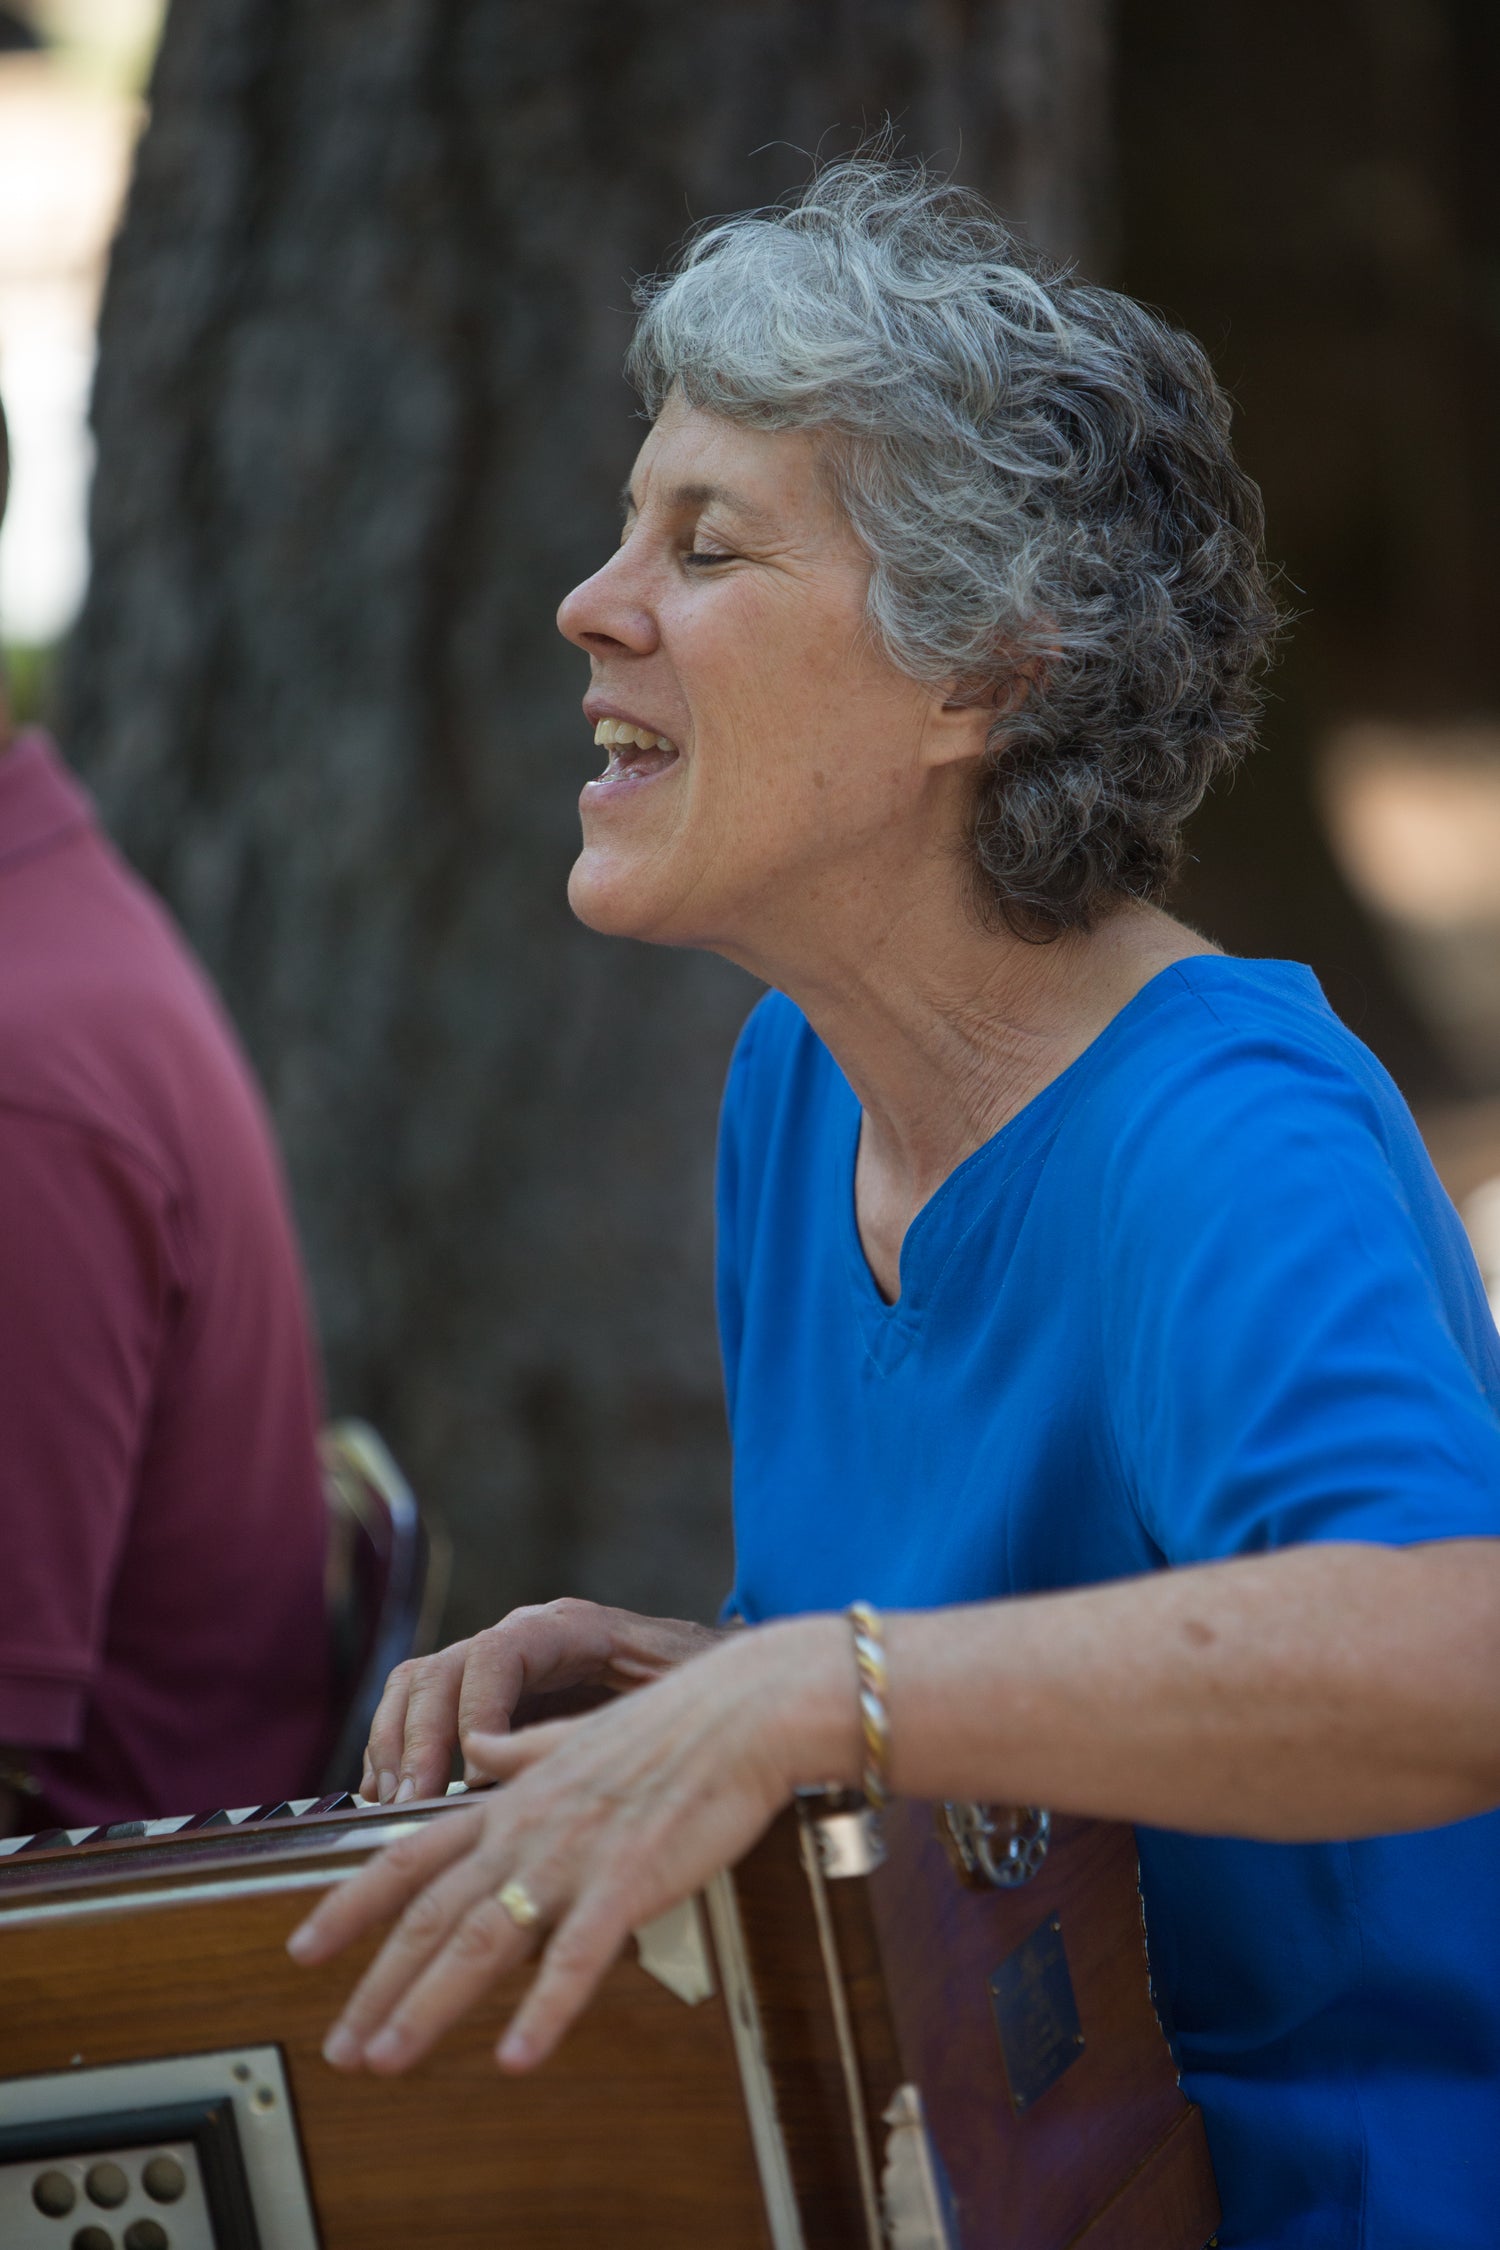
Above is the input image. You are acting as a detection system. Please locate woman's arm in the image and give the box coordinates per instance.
[290,1535,1500,2079]
[793,1537,1500,1838]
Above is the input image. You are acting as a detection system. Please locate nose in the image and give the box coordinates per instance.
[556,543,659,659]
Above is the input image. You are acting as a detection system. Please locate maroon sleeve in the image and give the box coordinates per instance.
[0,1105,172,1749]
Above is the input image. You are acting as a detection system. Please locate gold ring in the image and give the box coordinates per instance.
[495,1877,542,1930]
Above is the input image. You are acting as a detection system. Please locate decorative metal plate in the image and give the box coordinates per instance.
[987,1915,1086,2115]
[1,2123,227,2249]
[0,2047,317,2249]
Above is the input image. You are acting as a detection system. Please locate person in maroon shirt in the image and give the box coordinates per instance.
[0,403,333,1832]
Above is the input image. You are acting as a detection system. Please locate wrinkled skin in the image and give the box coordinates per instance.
[290,1607,849,2074]
[358,1598,727,1805]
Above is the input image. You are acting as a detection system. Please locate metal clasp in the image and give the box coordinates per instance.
[937,1801,1051,1889]
[796,1787,887,1879]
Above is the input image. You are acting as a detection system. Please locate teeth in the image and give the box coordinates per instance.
[592,718,677,753]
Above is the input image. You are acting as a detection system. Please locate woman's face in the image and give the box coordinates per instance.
[557,394,972,961]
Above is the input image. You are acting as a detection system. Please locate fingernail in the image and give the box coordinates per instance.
[393,1776,416,1804]
[498,2029,531,2070]
[286,1922,317,1962]
[322,2025,361,2069]
[365,2026,402,2068]
[377,1771,398,1804]
[461,1763,480,1786]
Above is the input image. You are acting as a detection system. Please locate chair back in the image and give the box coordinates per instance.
[319,1421,449,1793]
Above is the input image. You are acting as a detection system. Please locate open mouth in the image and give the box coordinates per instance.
[589,717,681,787]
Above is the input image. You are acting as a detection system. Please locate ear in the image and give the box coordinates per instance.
[920,656,1043,772]
[919,694,995,772]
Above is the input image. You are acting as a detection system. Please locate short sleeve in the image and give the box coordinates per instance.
[1098,1044,1500,1565]
[0,1108,172,1746]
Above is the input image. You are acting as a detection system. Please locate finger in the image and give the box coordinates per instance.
[497,1891,630,2073]
[455,1603,613,1775]
[459,1720,575,1783]
[363,1658,420,1802]
[361,1887,543,2075]
[286,1804,482,1967]
[324,1839,520,2067]
[395,1646,473,1803]
[453,1624,529,1767]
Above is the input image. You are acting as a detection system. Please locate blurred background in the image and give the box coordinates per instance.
[2,0,1497,1641]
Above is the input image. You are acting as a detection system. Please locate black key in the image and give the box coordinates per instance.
[18,1827,85,1852]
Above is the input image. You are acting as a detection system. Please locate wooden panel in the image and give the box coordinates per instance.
[733,1813,901,2243]
[1072,2108,1221,2250]
[866,1805,1217,2250]
[0,1796,1221,2249]
[0,1831,774,2249]
[734,1800,1219,2250]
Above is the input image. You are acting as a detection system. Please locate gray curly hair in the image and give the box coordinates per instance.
[626,160,1282,933]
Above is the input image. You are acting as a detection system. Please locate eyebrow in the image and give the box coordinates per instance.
[618,478,776,529]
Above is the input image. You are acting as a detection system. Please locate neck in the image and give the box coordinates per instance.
[725,861,1214,1217]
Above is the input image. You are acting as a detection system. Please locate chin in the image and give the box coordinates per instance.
[568,841,744,954]
[567,846,678,944]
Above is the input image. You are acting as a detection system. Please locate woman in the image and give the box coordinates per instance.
[289,163,1500,2247]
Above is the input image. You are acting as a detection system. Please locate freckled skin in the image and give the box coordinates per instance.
[557,394,986,968]
[556,397,1208,1297]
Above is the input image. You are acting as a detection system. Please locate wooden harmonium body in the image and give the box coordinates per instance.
[0,1789,1219,2249]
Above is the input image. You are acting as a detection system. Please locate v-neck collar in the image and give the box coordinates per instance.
[832,955,1319,1371]
[835,1044,1082,1370]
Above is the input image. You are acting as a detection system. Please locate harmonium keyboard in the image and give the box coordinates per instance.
[0,1788,1219,2249]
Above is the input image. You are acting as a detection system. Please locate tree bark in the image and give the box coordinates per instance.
[66,0,1110,1636]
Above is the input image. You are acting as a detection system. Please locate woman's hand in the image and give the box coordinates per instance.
[359,1599,729,1804]
[289,1616,855,2075]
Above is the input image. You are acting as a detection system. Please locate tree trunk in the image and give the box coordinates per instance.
[65,0,1110,1636]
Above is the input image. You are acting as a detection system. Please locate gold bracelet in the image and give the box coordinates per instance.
[848,1600,892,1810]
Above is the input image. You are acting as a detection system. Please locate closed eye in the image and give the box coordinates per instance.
[682,550,736,568]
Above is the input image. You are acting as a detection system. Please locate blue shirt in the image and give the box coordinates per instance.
[716,958,1500,2250]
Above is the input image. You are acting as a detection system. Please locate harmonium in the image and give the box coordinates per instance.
[0,1787,1219,2248]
